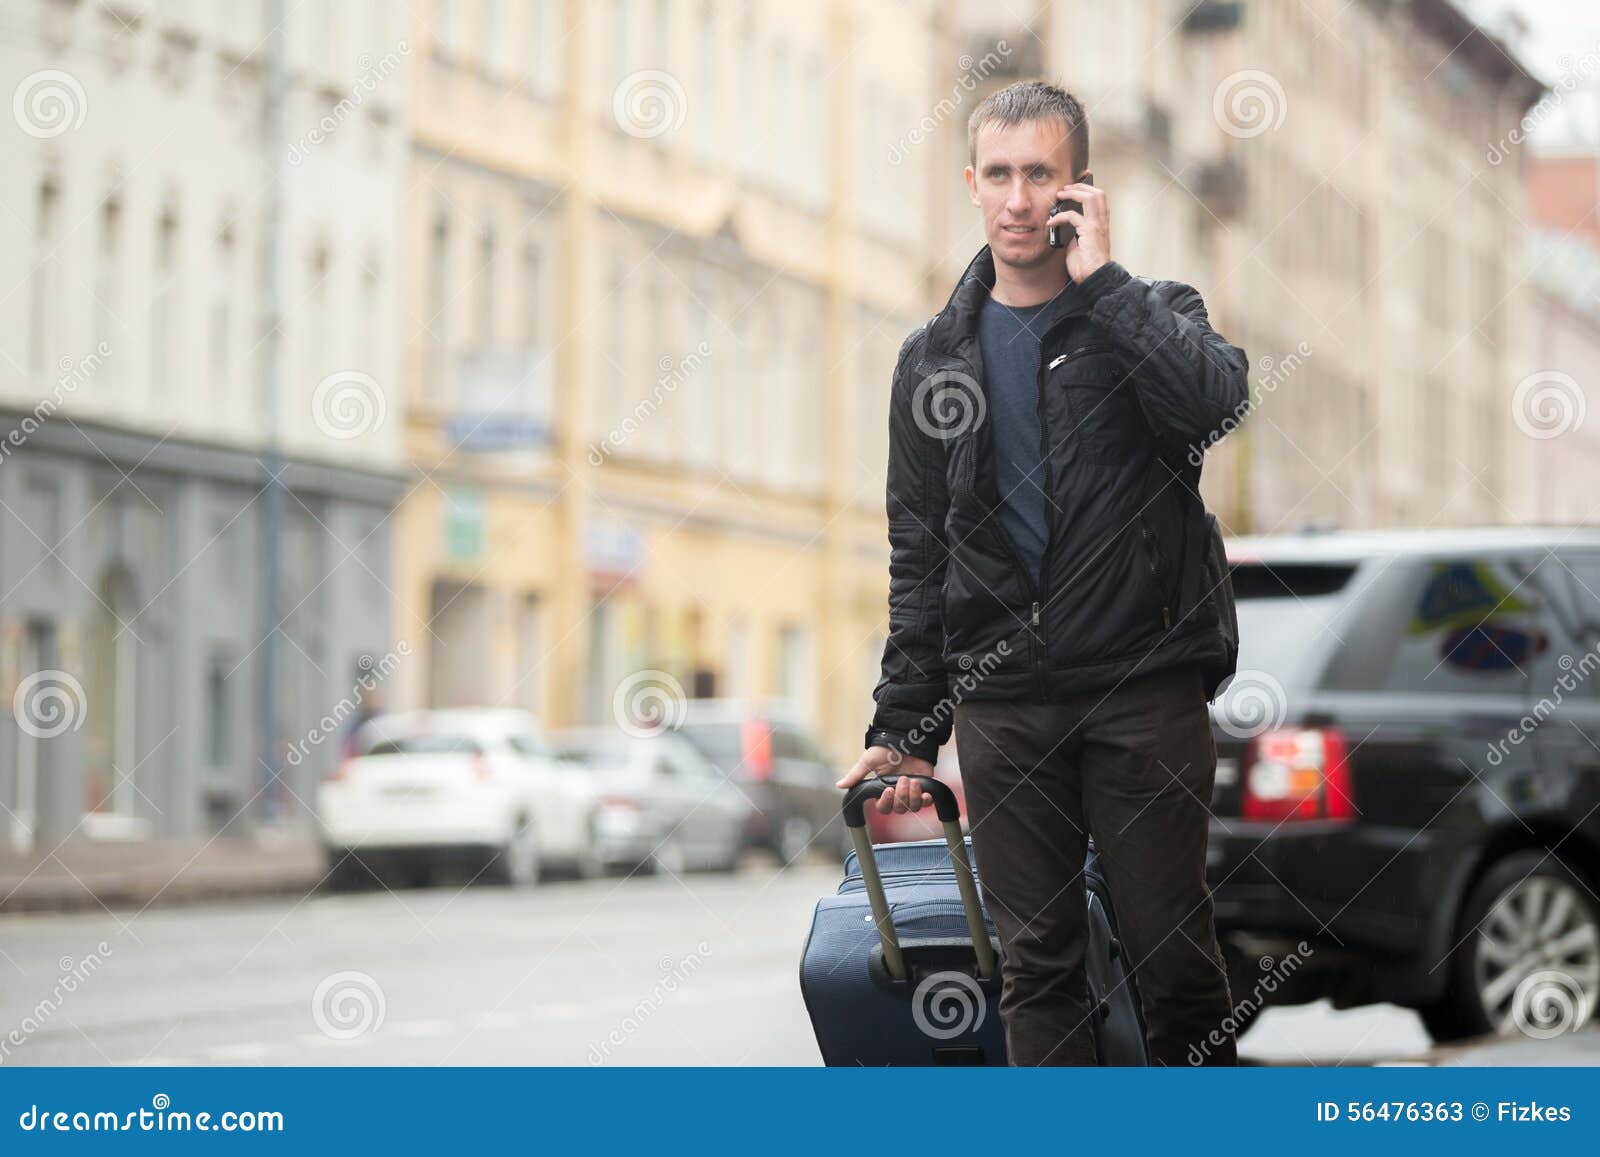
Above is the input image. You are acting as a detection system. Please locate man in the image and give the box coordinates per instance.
[837,80,1249,1066]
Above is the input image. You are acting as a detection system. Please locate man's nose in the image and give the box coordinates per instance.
[1004,180,1031,215]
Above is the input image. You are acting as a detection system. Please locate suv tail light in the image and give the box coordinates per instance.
[326,758,353,783]
[473,754,493,783]
[741,718,773,782]
[1241,727,1354,822]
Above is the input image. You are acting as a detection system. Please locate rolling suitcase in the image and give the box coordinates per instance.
[799,773,1149,1066]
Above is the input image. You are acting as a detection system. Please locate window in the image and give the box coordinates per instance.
[477,217,497,349]
[364,735,485,757]
[209,226,235,389]
[774,624,813,722]
[696,3,717,160]
[429,208,451,398]
[612,0,629,93]
[1329,556,1538,698]
[95,196,121,363]
[151,208,180,399]
[525,0,564,97]
[520,238,541,346]
[206,652,232,770]
[653,0,670,70]
[360,260,381,374]
[508,733,550,757]
[31,178,60,375]
[305,245,330,396]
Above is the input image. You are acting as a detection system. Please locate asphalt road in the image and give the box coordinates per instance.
[0,856,1437,1066]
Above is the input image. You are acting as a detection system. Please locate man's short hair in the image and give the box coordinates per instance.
[967,80,1089,174]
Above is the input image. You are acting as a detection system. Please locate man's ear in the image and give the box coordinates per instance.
[963,164,979,205]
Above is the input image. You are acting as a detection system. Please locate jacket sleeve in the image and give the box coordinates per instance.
[1080,260,1250,453]
[863,330,952,765]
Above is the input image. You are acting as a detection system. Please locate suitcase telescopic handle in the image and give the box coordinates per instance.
[840,774,997,982]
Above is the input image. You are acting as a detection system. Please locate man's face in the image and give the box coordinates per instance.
[964,117,1084,270]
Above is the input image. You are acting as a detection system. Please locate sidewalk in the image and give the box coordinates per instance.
[0,832,325,914]
[1384,1024,1600,1066]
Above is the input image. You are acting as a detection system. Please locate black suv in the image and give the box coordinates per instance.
[1206,528,1600,1042]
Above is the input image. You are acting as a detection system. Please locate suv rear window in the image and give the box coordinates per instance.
[1228,562,1358,689]
[1231,563,1356,599]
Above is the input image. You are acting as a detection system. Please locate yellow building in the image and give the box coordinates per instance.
[393,0,952,763]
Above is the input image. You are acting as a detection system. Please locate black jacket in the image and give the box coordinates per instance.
[865,246,1250,762]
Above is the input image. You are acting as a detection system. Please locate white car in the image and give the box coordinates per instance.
[315,709,599,887]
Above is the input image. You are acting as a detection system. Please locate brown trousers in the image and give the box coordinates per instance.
[952,661,1238,1066]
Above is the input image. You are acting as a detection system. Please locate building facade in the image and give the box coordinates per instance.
[393,0,950,764]
[0,1,410,845]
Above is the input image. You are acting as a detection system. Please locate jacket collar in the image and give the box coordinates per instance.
[924,243,1097,361]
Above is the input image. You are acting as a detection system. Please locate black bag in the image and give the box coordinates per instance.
[1198,511,1238,700]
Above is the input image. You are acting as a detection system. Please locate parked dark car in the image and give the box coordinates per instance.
[676,699,849,863]
[1206,527,1600,1042]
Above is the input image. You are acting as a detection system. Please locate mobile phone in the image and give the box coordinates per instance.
[1047,176,1094,248]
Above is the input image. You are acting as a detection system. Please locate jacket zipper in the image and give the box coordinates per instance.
[1139,518,1171,630]
[1031,334,1062,700]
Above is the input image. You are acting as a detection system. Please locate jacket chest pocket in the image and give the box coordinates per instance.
[1052,345,1143,464]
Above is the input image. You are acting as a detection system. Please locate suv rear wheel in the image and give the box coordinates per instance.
[1423,850,1600,1042]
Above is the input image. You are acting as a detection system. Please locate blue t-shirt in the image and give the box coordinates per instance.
[977,295,1052,589]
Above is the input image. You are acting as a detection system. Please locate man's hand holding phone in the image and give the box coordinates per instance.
[836,746,937,814]
[1048,180,1110,284]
